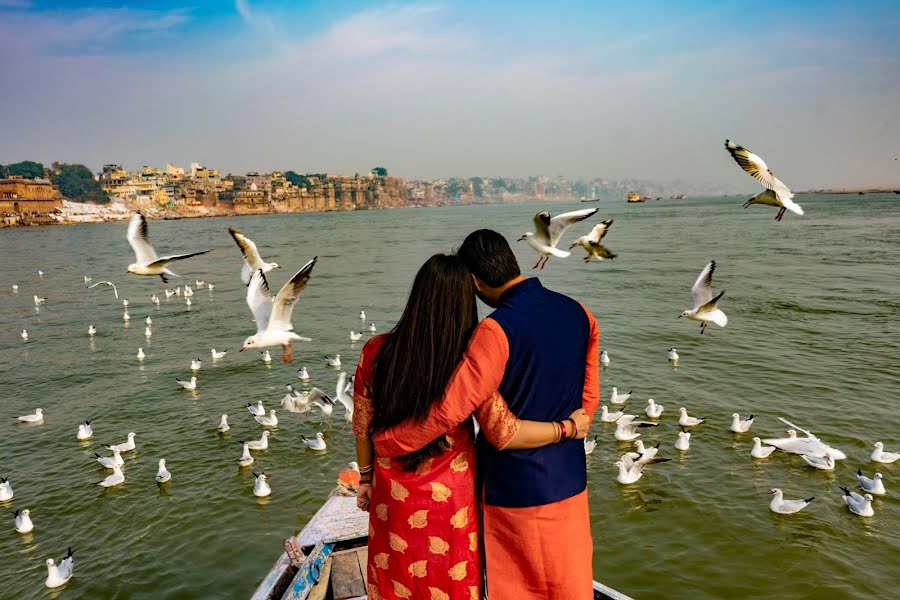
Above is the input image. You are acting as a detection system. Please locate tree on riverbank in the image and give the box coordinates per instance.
[50,163,109,203]
[2,161,45,179]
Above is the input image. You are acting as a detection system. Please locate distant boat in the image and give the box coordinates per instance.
[581,198,601,203]
[670,194,686,199]
[627,192,647,203]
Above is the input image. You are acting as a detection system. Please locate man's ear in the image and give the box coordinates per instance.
[471,273,484,292]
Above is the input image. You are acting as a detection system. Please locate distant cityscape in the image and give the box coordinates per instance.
[6,157,889,228]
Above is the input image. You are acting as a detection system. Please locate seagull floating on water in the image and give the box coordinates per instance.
[98,464,125,488]
[675,429,691,451]
[350,331,362,342]
[237,442,254,467]
[20,329,28,340]
[88,325,96,336]
[614,415,658,441]
[247,401,265,417]
[45,547,75,589]
[122,298,129,308]
[609,387,631,405]
[183,285,194,298]
[774,418,847,460]
[518,208,598,269]
[840,487,874,517]
[800,453,835,471]
[14,508,34,533]
[126,212,210,283]
[583,436,598,455]
[871,442,899,464]
[217,414,230,433]
[678,407,705,427]
[145,316,152,326]
[367,323,377,333]
[33,295,47,306]
[240,259,317,364]
[109,432,136,453]
[185,297,192,308]
[155,459,171,484]
[769,489,814,515]
[857,470,885,495]
[326,354,341,368]
[229,227,281,285]
[569,220,617,263]
[17,408,44,423]
[679,261,727,334]
[144,326,152,337]
[0,478,14,502]
[191,358,202,371]
[76,420,93,441]
[176,376,197,390]
[94,448,124,469]
[151,294,160,305]
[211,349,227,360]
[243,430,271,451]
[614,460,644,485]
[260,350,272,363]
[599,350,609,367]
[302,432,327,451]
[255,409,279,427]
[667,348,679,364]
[751,437,775,459]
[12,284,18,292]
[359,310,366,321]
[730,413,754,433]
[123,311,130,322]
[725,139,802,222]
[599,406,624,423]
[253,472,271,497]
[137,347,145,360]
[646,399,664,419]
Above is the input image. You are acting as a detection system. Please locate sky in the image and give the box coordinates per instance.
[1,0,898,189]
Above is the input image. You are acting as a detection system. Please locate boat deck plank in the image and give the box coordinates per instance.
[298,495,368,548]
[356,547,368,587]
[330,549,367,599]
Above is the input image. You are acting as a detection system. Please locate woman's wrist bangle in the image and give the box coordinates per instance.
[359,478,372,485]
[358,464,374,474]
[559,420,568,440]
[567,419,577,439]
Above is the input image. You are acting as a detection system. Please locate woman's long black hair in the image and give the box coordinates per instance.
[370,254,479,470]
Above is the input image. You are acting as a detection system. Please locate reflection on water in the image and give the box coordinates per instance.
[0,196,899,599]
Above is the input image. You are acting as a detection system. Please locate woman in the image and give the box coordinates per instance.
[353,254,588,600]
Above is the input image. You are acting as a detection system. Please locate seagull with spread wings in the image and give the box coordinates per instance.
[240,258,317,363]
[569,219,617,263]
[228,227,281,285]
[126,213,210,283]
[518,208,598,269]
[679,260,727,334]
[725,139,803,222]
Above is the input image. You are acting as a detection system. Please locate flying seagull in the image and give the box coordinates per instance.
[126,212,210,283]
[87,280,119,300]
[518,208,598,269]
[229,227,281,285]
[725,139,803,221]
[569,219,617,263]
[240,258,317,363]
[679,260,727,334]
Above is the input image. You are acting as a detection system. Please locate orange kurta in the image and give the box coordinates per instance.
[375,305,601,600]
[353,335,522,600]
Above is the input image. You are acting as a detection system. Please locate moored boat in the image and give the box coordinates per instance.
[252,485,632,600]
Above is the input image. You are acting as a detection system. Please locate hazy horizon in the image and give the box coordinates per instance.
[1,1,898,189]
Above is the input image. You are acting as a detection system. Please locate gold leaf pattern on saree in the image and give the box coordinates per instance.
[450,453,469,472]
[428,536,450,555]
[375,503,388,521]
[469,585,480,600]
[376,457,391,469]
[469,532,478,552]
[392,580,412,599]
[429,588,450,600]
[390,479,410,501]
[444,435,454,447]
[408,509,429,529]
[408,560,428,578]
[430,481,452,502]
[367,582,381,600]
[373,552,389,569]
[415,458,434,475]
[389,532,408,552]
[450,506,469,529]
[448,560,468,581]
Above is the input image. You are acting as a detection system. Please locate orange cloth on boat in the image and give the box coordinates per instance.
[352,335,522,600]
[483,490,593,600]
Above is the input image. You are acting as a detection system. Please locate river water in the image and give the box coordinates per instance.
[1,195,898,599]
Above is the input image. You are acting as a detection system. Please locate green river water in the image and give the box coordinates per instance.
[1,195,898,599]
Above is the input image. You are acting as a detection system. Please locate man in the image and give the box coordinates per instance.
[374,229,600,600]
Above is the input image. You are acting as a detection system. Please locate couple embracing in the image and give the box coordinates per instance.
[352,229,600,600]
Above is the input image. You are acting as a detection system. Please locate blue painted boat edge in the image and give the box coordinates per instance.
[594,580,634,600]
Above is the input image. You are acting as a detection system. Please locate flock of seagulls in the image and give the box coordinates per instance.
[6,215,368,590]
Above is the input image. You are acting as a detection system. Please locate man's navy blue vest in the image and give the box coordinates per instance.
[476,278,590,508]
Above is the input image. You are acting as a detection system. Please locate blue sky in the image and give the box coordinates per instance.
[1,1,898,189]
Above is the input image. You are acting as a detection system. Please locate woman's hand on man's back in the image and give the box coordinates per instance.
[568,408,591,439]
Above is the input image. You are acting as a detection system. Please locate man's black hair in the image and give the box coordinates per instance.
[457,229,521,288]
